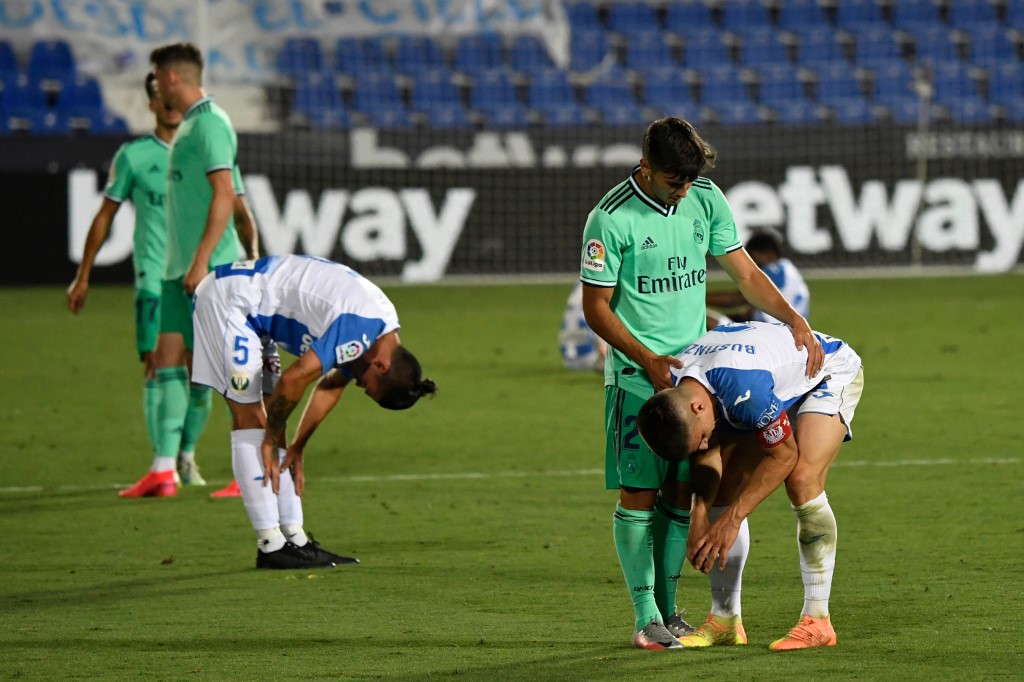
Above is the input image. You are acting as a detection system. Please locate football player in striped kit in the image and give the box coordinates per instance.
[637,321,864,651]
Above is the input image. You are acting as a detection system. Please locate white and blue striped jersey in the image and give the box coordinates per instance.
[211,255,399,374]
[752,258,809,324]
[669,322,861,433]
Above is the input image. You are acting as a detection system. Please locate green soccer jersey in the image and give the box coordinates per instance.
[104,134,169,296]
[579,167,741,395]
[164,96,245,280]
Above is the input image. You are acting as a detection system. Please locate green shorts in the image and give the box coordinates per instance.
[134,289,161,358]
[160,277,195,350]
[605,385,689,490]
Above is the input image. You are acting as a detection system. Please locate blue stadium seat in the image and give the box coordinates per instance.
[943,98,994,124]
[607,1,660,37]
[713,100,764,125]
[698,64,753,106]
[600,102,650,126]
[335,37,390,77]
[290,72,343,119]
[777,0,829,31]
[738,28,790,66]
[720,0,771,32]
[883,97,938,124]
[565,1,602,32]
[835,0,884,33]
[852,26,905,68]
[871,62,918,108]
[363,106,414,129]
[771,99,824,124]
[527,68,578,109]
[585,77,638,112]
[681,30,732,69]
[1008,3,1024,30]
[59,76,108,124]
[394,35,445,75]
[539,102,589,127]
[625,30,675,71]
[0,41,19,81]
[947,0,998,31]
[469,69,522,112]
[810,61,867,108]
[510,35,556,75]
[641,66,697,112]
[421,102,474,129]
[827,97,878,124]
[1,73,47,119]
[276,38,324,80]
[755,64,807,105]
[664,1,714,35]
[909,26,961,65]
[928,61,984,107]
[571,29,614,72]
[988,62,1024,111]
[27,40,76,83]
[305,107,351,130]
[794,27,847,65]
[966,25,1018,68]
[478,102,531,128]
[891,0,943,32]
[453,35,505,76]
[410,68,462,113]
[29,109,70,134]
[352,71,404,115]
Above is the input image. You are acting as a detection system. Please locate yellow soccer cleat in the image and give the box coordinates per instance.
[769,615,837,651]
[677,613,747,648]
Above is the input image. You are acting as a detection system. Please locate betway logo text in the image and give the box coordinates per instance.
[727,166,1024,272]
[67,170,475,282]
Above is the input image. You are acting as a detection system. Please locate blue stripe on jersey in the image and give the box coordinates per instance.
[245,313,312,356]
[706,367,794,430]
[310,313,388,375]
[814,333,845,355]
[215,256,281,278]
[761,262,787,290]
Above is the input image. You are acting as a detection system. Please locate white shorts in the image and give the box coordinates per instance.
[192,274,281,404]
[791,366,865,441]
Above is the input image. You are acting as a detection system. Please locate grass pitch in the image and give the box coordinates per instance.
[0,275,1021,680]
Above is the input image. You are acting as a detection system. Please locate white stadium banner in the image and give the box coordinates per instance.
[0,0,569,82]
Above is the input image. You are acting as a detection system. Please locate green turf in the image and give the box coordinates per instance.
[1,275,1021,680]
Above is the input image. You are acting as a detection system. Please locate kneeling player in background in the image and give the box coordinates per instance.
[192,254,436,569]
[637,321,863,651]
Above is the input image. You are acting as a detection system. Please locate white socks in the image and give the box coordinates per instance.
[793,491,837,618]
[232,430,308,553]
[708,507,750,619]
[151,455,176,473]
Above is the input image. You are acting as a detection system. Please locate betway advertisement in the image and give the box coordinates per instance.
[1,126,1022,285]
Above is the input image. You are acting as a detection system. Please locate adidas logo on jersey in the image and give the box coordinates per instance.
[148,164,161,173]
[640,236,658,250]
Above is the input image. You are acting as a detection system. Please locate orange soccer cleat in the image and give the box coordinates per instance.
[118,470,178,498]
[210,479,242,498]
[769,615,837,651]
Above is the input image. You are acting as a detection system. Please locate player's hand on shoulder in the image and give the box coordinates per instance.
[640,352,683,392]
[789,318,823,378]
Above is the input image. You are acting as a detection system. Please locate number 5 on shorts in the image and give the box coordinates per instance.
[233,336,249,365]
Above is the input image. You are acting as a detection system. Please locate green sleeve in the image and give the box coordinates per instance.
[706,182,741,257]
[103,144,133,203]
[195,116,236,174]
[579,208,623,287]
[231,164,244,195]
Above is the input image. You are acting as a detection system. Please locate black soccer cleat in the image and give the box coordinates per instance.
[303,533,359,565]
[256,541,336,569]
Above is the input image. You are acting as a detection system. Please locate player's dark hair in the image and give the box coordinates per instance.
[144,72,157,100]
[376,346,437,411]
[746,229,783,257]
[150,42,203,72]
[636,390,692,462]
[642,117,717,182]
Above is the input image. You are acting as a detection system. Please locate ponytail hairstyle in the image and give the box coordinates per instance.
[376,346,437,411]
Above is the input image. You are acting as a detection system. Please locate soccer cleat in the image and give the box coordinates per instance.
[302,533,359,565]
[176,458,207,486]
[256,541,337,569]
[118,470,178,498]
[678,613,748,648]
[769,615,837,651]
[210,480,242,498]
[631,620,683,650]
[665,613,696,638]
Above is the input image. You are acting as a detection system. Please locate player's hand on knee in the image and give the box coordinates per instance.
[282,446,305,497]
[261,439,281,493]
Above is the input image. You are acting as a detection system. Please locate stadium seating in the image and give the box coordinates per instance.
[664,1,713,34]
[948,0,999,30]
[835,0,885,33]
[394,35,446,76]
[851,26,905,69]
[756,64,808,106]
[607,1,660,38]
[510,35,556,76]
[0,41,18,81]
[891,0,944,32]
[966,25,1018,68]
[571,29,614,72]
[27,39,75,85]
[777,0,829,31]
[335,37,390,78]
[625,30,674,71]
[454,35,505,76]
[681,30,732,69]
[720,0,771,32]
[908,26,961,66]
[794,27,848,65]
[738,28,791,66]
[276,38,324,80]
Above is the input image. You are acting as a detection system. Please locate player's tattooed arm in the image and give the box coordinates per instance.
[264,394,299,448]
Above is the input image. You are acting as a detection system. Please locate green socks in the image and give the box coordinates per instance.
[652,498,690,621]
[155,367,189,459]
[180,384,212,454]
[143,379,159,453]
[613,504,661,630]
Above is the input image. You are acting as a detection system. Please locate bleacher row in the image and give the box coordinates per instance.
[2,1,1023,134]
[280,0,1024,129]
[0,40,128,135]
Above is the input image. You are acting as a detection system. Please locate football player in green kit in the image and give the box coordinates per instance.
[117,43,259,499]
[68,73,228,490]
[579,117,823,650]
